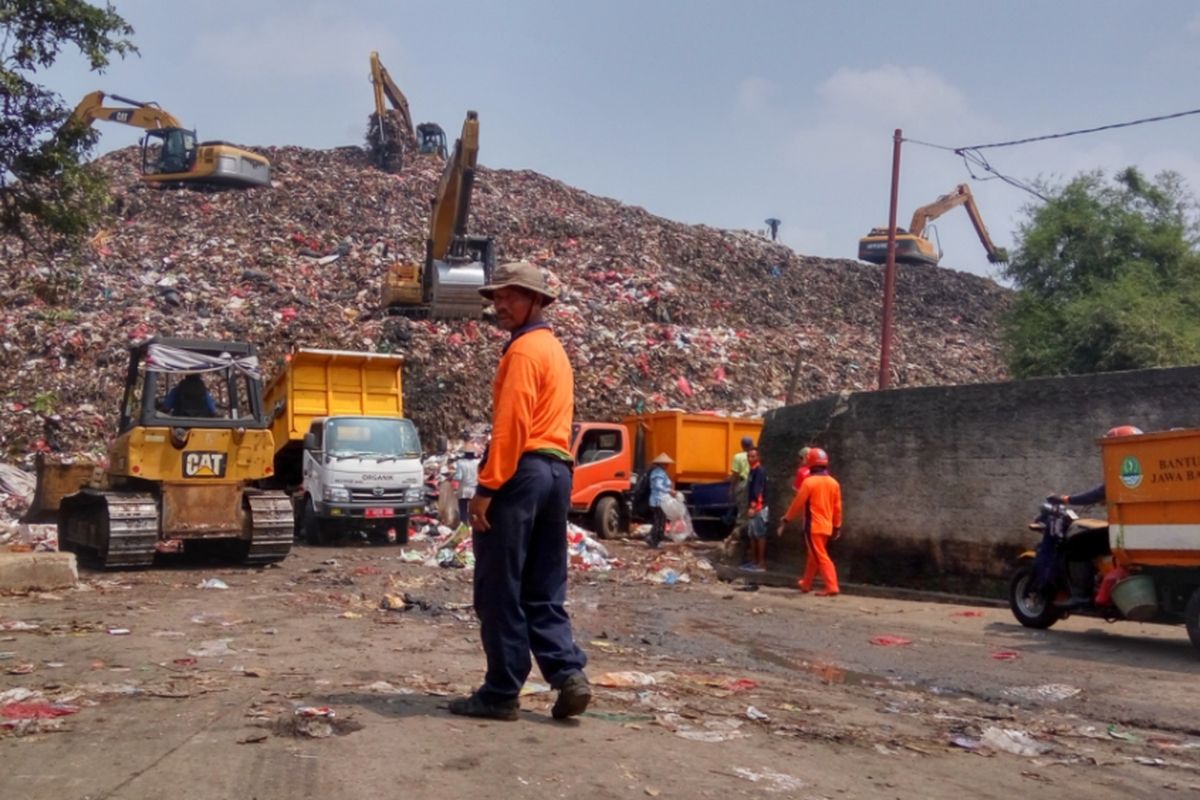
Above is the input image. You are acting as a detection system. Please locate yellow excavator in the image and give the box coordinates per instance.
[858,183,1008,266]
[367,52,447,171]
[381,110,494,317]
[24,337,292,568]
[71,91,271,189]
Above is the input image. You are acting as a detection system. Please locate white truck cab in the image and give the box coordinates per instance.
[298,416,424,544]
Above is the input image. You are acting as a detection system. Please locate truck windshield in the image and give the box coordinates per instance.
[326,417,420,459]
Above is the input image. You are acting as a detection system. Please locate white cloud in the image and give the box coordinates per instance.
[785,65,1000,180]
[191,5,400,79]
[817,65,972,125]
[737,76,776,113]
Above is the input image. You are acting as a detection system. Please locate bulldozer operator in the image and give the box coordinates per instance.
[161,373,217,417]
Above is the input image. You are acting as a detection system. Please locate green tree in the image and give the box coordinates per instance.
[1,1,136,245]
[1002,167,1200,377]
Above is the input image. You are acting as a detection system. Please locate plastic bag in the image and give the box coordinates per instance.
[665,492,695,542]
[660,491,686,522]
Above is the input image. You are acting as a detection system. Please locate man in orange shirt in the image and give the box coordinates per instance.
[450,262,590,722]
[777,447,842,596]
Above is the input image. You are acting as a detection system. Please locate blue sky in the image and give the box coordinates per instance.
[44,0,1200,279]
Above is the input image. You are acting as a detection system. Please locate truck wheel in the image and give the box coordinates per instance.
[1185,587,1200,653]
[593,497,621,540]
[1009,562,1060,629]
[301,501,325,546]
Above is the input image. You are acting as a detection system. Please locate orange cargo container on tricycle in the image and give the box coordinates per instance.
[1010,427,1200,653]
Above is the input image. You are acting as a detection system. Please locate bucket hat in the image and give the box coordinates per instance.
[478,261,557,305]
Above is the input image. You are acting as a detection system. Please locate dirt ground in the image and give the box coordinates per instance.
[2,536,1199,800]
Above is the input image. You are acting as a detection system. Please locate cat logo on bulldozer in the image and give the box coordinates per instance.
[183,451,228,478]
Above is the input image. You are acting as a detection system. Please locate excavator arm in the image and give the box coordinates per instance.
[428,111,480,262]
[905,183,1006,262]
[369,52,415,141]
[71,90,184,130]
[960,191,1009,264]
[907,184,969,239]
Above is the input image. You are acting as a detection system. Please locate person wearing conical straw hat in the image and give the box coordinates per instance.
[647,452,674,549]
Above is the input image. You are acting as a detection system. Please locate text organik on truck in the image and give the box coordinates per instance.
[570,411,763,539]
[262,348,424,545]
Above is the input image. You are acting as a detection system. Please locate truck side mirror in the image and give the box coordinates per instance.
[303,432,318,451]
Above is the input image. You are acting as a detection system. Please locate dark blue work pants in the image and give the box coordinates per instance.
[472,455,587,702]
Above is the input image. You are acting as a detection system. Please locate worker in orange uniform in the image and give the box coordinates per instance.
[777,447,842,596]
[451,262,590,723]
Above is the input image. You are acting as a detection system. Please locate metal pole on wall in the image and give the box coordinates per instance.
[878,128,902,390]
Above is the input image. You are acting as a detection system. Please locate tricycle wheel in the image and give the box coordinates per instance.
[1185,587,1200,653]
[1009,562,1061,629]
[593,497,621,540]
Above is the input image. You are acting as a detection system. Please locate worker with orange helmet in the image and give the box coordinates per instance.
[778,447,843,596]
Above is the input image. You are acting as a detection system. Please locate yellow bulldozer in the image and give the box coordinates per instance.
[71,91,271,189]
[24,337,292,568]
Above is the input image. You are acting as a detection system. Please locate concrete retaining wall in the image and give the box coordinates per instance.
[759,366,1200,596]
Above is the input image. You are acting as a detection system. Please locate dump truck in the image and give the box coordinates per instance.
[570,411,764,539]
[24,337,292,568]
[262,348,424,545]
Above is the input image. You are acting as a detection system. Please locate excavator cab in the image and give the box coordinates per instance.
[142,128,197,176]
[417,123,448,159]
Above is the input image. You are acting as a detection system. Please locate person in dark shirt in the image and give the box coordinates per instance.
[163,374,217,417]
[744,449,769,571]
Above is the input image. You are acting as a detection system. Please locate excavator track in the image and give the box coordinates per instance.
[241,491,293,565]
[59,490,158,569]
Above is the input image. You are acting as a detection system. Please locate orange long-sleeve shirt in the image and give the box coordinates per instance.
[478,326,574,493]
[782,473,842,535]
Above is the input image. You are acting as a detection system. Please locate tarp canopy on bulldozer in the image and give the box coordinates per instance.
[144,343,261,379]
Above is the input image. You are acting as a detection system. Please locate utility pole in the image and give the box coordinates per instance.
[878,129,902,391]
[764,218,781,241]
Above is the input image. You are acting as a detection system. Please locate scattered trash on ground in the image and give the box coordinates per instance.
[869,635,912,647]
[980,726,1051,757]
[187,638,236,658]
[657,713,748,743]
[197,578,229,590]
[1004,684,1081,703]
[730,767,808,792]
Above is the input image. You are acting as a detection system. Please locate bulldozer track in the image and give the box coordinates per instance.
[243,492,293,565]
[60,491,158,569]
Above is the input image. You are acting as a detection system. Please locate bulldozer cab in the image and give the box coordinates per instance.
[142,128,197,176]
[417,123,447,158]
[119,337,268,433]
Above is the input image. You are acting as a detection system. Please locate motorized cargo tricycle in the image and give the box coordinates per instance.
[1009,427,1200,654]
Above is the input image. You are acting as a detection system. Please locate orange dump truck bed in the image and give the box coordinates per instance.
[1102,427,1200,567]
[623,411,763,485]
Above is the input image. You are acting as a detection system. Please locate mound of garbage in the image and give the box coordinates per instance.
[0,145,1010,463]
